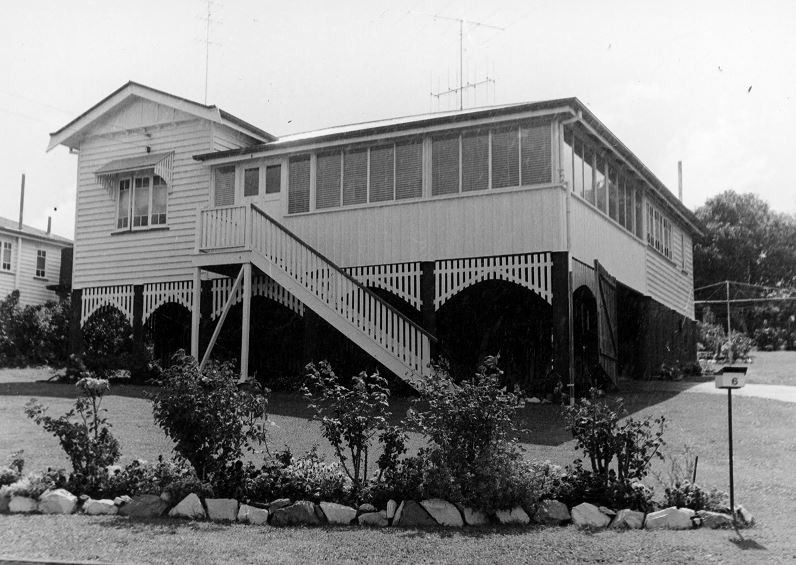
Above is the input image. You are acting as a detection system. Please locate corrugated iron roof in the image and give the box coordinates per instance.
[0,216,73,245]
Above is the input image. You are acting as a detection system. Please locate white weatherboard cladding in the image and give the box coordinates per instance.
[646,229,694,318]
[0,236,64,306]
[280,187,565,268]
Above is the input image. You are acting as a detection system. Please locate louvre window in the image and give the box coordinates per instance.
[244,167,259,197]
[214,166,235,207]
[520,124,551,185]
[462,131,489,192]
[343,148,367,206]
[395,141,423,200]
[491,127,519,189]
[265,165,281,194]
[432,135,459,196]
[369,145,395,202]
[288,156,311,213]
[316,152,341,209]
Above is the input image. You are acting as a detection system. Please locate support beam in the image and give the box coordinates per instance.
[551,251,572,398]
[131,285,146,380]
[69,289,83,356]
[191,268,202,359]
[240,262,252,382]
[200,266,244,370]
[420,261,437,358]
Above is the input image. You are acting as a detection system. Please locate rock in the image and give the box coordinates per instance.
[679,507,696,518]
[238,504,269,525]
[610,509,645,529]
[527,397,541,404]
[271,500,322,527]
[160,491,173,504]
[269,498,291,511]
[358,503,377,514]
[114,495,132,506]
[205,498,239,522]
[9,496,38,513]
[0,494,10,513]
[598,506,616,517]
[168,493,206,520]
[571,503,611,528]
[84,499,118,516]
[495,506,531,525]
[386,499,398,520]
[393,500,437,527]
[420,499,463,527]
[457,505,489,526]
[358,510,389,527]
[735,505,754,526]
[38,489,77,514]
[319,501,357,525]
[644,507,694,530]
[533,500,570,525]
[118,494,169,518]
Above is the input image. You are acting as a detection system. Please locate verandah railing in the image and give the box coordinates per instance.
[197,203,434,376]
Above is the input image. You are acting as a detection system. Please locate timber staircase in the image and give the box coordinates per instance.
[194,203,434,387]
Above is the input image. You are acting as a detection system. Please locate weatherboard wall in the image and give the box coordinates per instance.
[0,234,65,305]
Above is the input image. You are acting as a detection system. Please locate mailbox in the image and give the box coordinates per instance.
[715,370,746,389]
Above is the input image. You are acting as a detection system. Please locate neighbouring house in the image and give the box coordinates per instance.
[0,216,73,306]
[48,81,701,389]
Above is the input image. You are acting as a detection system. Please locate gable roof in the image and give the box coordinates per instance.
[0,216,73,246]
[47,81,275,151]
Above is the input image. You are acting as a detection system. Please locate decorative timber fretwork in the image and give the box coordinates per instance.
[210,275,304,318]
[81,285,135,325]
[343,262,422,310]
[142,281,194,324]
[434,252,553,310]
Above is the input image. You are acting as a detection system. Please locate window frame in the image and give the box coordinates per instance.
[115,171,168,232]
[35,249,46,279]
[1,240,12,272]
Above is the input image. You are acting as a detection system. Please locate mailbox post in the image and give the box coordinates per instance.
[716,367,746,527]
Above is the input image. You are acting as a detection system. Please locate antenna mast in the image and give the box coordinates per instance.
[417,13,504,111]
[202,0,221,104]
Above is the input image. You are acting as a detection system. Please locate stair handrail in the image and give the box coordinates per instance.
[249,203,436,343]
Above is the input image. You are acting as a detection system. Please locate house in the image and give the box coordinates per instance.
[48,81,701,390]
[0,216,73,306]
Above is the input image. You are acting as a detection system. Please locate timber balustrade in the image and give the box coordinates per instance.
[197,203,434,376]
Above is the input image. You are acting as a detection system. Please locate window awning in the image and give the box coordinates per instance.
[95,151,174,191]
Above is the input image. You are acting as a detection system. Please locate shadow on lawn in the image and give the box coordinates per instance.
[0,381,156,400]
[93,516,228,534]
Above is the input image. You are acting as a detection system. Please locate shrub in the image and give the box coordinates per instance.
[406,355,532,511]
[25,377,120,492]
[0,450,25,487]
[722,331,753,361]
[0,469,68,499]
[302,362,405,497]
[0,291,70,367]
[563,388,665,482]
[556,460,656,512]
[150,351,269,492]
[663,480,728,512]
[100,457,212,501]
[81,305,133,379]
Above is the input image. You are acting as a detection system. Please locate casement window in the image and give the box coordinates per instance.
[35,249,46,278]
[241,164,281,199]
[1,241,11,271]
[117,174,168,230]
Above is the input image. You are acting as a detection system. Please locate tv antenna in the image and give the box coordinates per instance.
[201,0,222,104]
[414,12,504,110]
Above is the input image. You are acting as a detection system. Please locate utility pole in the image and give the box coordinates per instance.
[414,12,504,111]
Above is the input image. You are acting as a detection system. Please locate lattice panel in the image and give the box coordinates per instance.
[343,262,422,310]
[81,285,135,325]
[211,276,304,318]
[142,281,194,324]
[434,253,553,309]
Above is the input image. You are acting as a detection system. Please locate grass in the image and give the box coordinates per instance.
[1,357,795,564]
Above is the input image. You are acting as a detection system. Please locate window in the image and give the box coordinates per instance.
[117,174,168,230]
[288,156,311,213]
[343,149,367,206]
[265,165,281,194]
[432,135,459,196]
[520,124,551,185]
[607,165,618,221]
[316,152,342,209]
[646,202,673,260]
[1,241,11,271]
[491,127,519,189]
[35,249,46,278]
[244,167,259,197]
[583,145,595,205]
[462,131,489,192]
[369,145,395,202]
[594,156,606,212]
[634,188,643,238]
[561,129,574,191]
[395,141,422,200]
[214,166,235,207]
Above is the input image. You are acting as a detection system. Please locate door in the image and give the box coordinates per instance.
[595,260,618,384]
[238,160,283,212]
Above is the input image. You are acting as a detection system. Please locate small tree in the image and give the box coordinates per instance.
[25,377,120,490]
[149,351,269,490]
[302,361,405,497]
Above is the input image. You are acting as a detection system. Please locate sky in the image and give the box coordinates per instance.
[0,0,794,240]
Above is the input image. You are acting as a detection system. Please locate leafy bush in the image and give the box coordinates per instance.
[101,457,212,501]
[0,291,70,367]
[697,321,725,357]
[563,388,665,482]
[722,331,753,361]
[0,450,25,487]
[25,377,120,491]
[555,460,656,512]
[150,351,269,491]
[0,469,67,499]
[405,355,532,511]
[244,448,351,504]
[663,480,728,512]
[302,362,405,497]
[81,306,133,379]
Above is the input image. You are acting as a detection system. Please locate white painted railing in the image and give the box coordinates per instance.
[247,204,433,376]
[198,205,248,250]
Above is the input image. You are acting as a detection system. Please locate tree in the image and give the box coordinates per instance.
[693,191,796,289]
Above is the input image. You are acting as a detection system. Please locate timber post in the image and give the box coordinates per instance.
[240,263,252,381]
[551,251,572,396]
[68,288,83,356]
[420,261,437,358]
[130,284,147,380]
[190,268,202,360]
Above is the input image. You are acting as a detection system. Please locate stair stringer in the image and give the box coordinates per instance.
[249,253,427,389]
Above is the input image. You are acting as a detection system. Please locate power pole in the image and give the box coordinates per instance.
[415,12,504,111]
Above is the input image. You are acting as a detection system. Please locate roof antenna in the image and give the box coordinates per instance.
[202,0,222,104]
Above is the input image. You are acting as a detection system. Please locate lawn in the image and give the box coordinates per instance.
[1,357,795,564]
